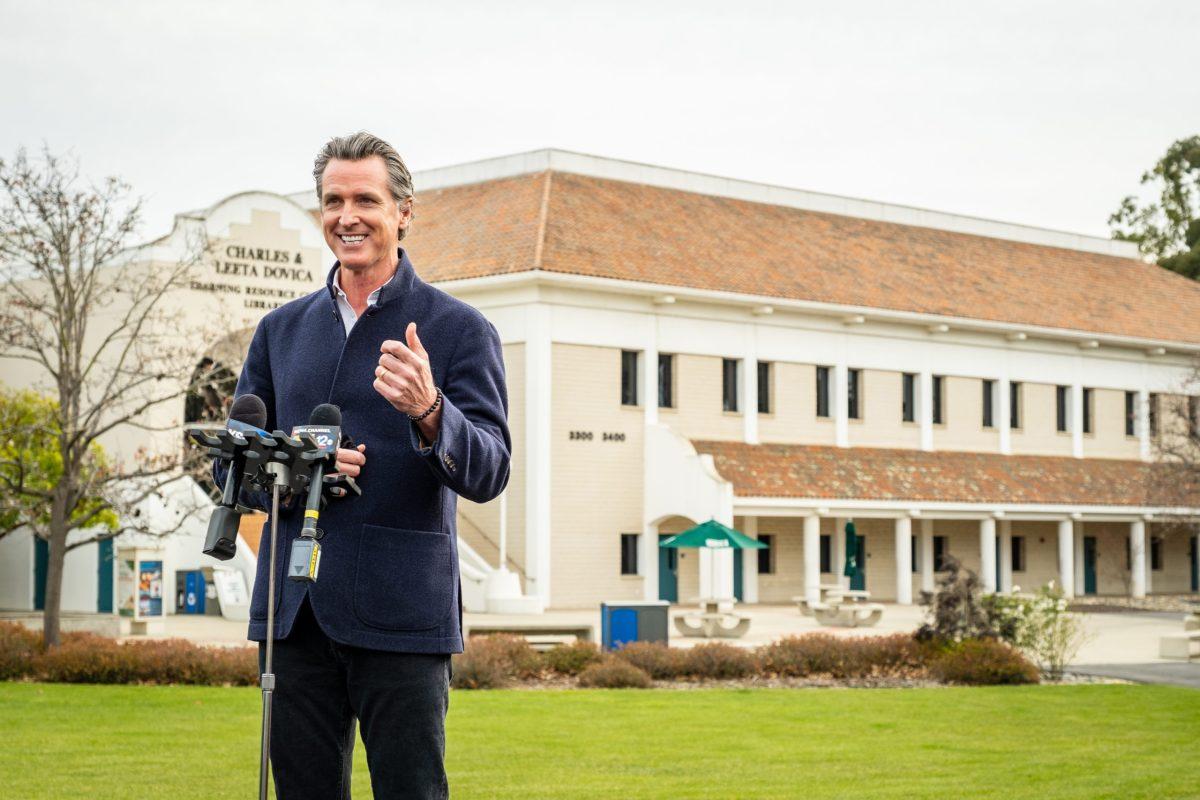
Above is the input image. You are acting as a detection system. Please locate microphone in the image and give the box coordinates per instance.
[287,403,341,582]
[203,394,268,561]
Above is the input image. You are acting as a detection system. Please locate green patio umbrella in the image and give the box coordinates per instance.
[843,519,861,579]
[658,519,767,551]
[659,520,765,603]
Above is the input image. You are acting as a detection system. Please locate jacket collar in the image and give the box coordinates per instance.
[325,248,416,312]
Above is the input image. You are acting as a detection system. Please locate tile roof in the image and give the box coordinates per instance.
[399,170,1200,344]
[692,440,1200,509]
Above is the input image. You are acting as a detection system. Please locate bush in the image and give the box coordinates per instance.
[758,633,925,679]
[451,635,544,689]
[985,585,1090,680]
[613,641,688,679]
[0,621,41,681]
[577,657,652,689]
[544,640,602,676]
[679,642,758,680]
[930,639,1040,686]
[916,556,999,643]
[36,634,257,685]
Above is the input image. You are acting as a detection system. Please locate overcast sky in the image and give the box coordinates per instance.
[3,1,1197,241]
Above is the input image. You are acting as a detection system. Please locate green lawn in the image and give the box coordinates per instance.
[1,683,1197,799]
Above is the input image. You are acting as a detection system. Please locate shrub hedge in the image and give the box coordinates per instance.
[1,621,1039,689]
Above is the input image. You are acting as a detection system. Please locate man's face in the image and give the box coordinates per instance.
[320,156,410,273]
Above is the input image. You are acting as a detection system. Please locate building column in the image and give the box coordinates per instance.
[998,375,1012,455]
[1138,388,1150,461]
[803,514,822,605]
[1057,519,1075,598]
[642,332,658,427]
[741,516,759,603]
[833,517,848,589]
[834,362,849,448]
[980,517,997,593]
[919,370,933,451]
[894,516,913,605]
[919,518,935,594]
[743,327,759,444]
[1130,519,1146,599]
[1071,382,1084,458]
[524,304,552,608]
[999,519,1013,593]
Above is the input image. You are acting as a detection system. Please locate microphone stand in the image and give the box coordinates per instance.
[259,457,290,800]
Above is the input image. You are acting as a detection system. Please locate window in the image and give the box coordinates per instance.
[1125,391,1136,436]
[757,361,772,414]
[820,534,832,573]
[1055,385,1068,432]
[816,366,831,418]
[757,534,774,574]
[932,375,945,425]
[1151,536,1163,571]
[1189,396,1200,440]
[982,379,995,428]
[620,533,639,575]
[911,536,919,573]
[1010,381,1022,429]
[902,373,915,422]
[657,354,674,408]
[620,350,639,406]
[1149,393,1159,437]
[933,535,949,572]
[848,368,861,420]
[1082,387,1093,434]
[722,358,739,412]
[1011,536,1026,572]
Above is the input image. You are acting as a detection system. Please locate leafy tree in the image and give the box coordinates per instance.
[1110,135,1200,279]
[0,146,212,646]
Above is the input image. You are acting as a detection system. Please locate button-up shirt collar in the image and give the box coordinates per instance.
[332,267,391,335]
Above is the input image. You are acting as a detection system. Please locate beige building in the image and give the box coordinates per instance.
[4,149,1200,616]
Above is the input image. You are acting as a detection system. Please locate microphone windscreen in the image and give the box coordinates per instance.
[229,394,268,430]
[309,403,342,427]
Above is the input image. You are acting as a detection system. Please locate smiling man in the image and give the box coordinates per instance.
[231,132,511,799]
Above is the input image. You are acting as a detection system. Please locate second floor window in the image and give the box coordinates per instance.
[658,353,674,408]
[1125,391,1136,436]
[620,350,639,406]
[722,358,739,412]
[1010,381,1022,429]
[932,375,944,425]
[757,361,772,414]
[1056,385,1068,432]
[1149,393,1159,437]
[982,379,995,428]
[816,366,831,418]
[1190,396,1200,440]
[848,368,861,419]
[1082,387,1093,434]
[902,373,915,422]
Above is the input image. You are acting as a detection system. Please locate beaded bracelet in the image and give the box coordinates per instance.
[409,387,443,422]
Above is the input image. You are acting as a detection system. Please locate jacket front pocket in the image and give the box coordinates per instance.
[353,524,455,631]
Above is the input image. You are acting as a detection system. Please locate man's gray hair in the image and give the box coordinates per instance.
[313,132,415,240]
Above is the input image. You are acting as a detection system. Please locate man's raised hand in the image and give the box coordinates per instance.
[374,322,438,417]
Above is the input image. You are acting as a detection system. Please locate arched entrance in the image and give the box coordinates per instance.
[183,327,254,496]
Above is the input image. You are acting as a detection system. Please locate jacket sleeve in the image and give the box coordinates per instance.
[408,315,512,503]
[212,318,278,513]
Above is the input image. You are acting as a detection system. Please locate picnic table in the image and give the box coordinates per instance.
[794,588,884,628]
[674,597,751,639]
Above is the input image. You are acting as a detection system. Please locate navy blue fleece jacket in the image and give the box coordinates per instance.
[227,250,510,653]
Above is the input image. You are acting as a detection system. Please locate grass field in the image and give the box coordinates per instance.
[1,682,1197,799]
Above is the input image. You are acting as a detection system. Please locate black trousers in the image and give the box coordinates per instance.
[259,598,451,799]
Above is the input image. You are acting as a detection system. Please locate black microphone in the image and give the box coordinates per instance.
[203,394,269,561]
[288,403,341,582]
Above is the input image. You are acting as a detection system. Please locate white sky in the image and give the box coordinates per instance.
[3,0,1197,241]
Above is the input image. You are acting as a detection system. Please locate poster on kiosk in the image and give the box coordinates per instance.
[117,547,166,635]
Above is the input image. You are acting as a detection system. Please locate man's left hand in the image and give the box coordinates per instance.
[375,323,442,439]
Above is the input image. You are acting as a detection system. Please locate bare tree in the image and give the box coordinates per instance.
[1145,378,1200,571]
[0,146,215,646]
